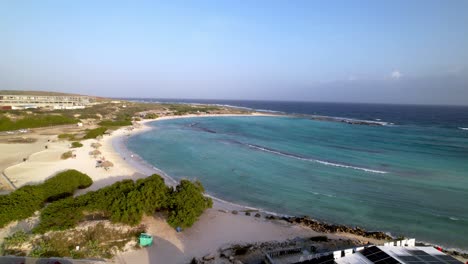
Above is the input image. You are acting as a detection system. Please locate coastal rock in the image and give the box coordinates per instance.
[283,216,392,240]
[190,257,201,264]
[220,248,233,258]
[265,215,277,220]
[245,212,251,216]
[232,210,238,215]
[254,213,261,218]
[202,254,215,261]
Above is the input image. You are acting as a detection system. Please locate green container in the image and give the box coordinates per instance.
[139,233,153,247]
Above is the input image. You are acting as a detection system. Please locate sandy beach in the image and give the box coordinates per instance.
[0,113,386,263]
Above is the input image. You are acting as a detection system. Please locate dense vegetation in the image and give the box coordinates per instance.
[83,127,107,139]
[0,170,92,228]
[167,180,213,228]
[34,175,212,233]
[143,113,158,119]
[0,114,78,132]
[98,120,132,127]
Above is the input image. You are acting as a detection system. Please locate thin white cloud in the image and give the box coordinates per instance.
[391,70,402,80]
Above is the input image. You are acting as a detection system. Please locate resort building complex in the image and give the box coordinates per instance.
[0,94,93,110]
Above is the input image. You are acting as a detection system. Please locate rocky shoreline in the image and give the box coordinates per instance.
[264,215,392,240]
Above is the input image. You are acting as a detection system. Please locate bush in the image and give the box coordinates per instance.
[144,113,158,119]
[98,120,132,127]
[58,133,75,140]
[167,180,213,228]
[71,141,83,148]
[34,174,211,233]
[83,127,107,139]
[41,169,93,202]
[61,151,73,159]
[0,170,93,228]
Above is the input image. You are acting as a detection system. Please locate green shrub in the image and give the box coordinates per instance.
[98,120,132,127]
[144,113,158,119]
[71,141,83,148]
[61,151,73,159]
[41,170,93,202]
[58,133,75,140]
[34,174,210,233]
[167,180,213,228]
[83,127,107,139]
[0,170,93,228]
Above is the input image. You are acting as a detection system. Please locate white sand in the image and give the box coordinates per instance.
[118,209,324,264]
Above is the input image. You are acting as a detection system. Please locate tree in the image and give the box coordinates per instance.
[167,180,212,228]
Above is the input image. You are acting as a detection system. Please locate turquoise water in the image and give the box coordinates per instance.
[127,116,468,249]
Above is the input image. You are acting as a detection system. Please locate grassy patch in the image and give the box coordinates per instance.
[0,114,78,132]
[3,222,143,259]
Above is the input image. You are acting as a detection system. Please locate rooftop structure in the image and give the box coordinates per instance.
[0,94,92,109]
[265,239,464,264]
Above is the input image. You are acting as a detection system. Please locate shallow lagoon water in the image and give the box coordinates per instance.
[127,116,468,249]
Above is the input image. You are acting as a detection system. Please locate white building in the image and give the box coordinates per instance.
[0,94,92,109]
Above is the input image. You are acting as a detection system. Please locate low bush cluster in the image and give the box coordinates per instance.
[58,133,76,140]
[143,113,158,119]
[98,120,132,127]
[71,141,83,148]
[83,127,107,139]
[61,151,73,159]
[34,175,212,233]
[0,170,93,228]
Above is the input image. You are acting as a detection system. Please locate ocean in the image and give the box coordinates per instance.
[124,99,468,250]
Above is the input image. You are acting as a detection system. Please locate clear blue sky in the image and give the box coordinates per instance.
[1,0,467,105]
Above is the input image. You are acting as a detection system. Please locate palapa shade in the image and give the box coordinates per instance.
[89,149,101,156]
[91,142,102,149]
[101,160,114,168]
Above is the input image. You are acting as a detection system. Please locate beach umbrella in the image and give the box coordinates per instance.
[101,160,114,169]
[91,142,102,149]
[89,149,101,157]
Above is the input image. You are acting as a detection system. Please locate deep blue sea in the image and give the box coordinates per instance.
[125,99,468,250]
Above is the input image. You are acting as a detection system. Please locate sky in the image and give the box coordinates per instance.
[1,0,468,105]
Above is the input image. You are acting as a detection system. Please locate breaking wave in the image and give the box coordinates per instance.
[246,143,387,174]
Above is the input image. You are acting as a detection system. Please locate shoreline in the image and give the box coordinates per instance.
[112,113,468,255]
[1,112,466,260]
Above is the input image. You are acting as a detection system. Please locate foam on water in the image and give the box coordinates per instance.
[246,143,388,174]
